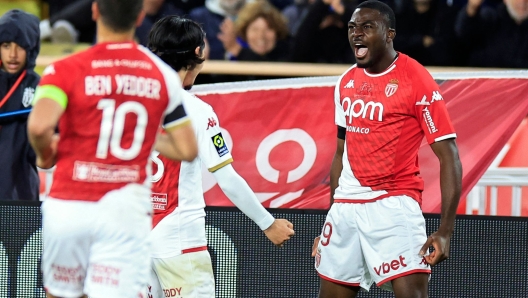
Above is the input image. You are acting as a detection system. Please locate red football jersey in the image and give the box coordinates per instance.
[36,42,190,201]
[334,53,456,205]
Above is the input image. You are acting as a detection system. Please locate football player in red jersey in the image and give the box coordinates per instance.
[311,1,462,297]
[27,0,198,297]
[145,16,295,298]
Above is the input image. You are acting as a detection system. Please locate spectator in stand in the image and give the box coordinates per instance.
[455,0,528,68]
[40,0,185,45]
[394,0,458,66]
[189,0,247,60]
[0,10,41,201]
[282,0,315,37]
[40,0,93,43]
[136,0,185,45]
[218,0,290,62]
[290,0,357,64]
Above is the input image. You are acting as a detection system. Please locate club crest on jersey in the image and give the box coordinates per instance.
[385,79,398,97]
[212,133,229,157]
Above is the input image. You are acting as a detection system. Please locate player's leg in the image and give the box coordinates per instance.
[152,248,215,298]
[41,198,93,298]
[315,203,372,298]
[84,184,153,298]
[391,273,429,298]
[318,279,360,298]
[359,195,431,294]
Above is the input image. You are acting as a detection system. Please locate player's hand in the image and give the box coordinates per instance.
[419,229,452,266]
[311,236,320,257]
[37,134,59,169]
[263,219,295,247]
[217,18,241,56]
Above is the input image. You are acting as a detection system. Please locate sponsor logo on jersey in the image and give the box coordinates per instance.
[357,82,372,96]
[346,125,370,134]
[431,91,443,103]
[212,133,229,157]
[385,79,398,97]
[73,161,140,183]
[91,263,122,286]
[419,257,429,266]
[150,193,168,210]
[344,80,354,89]
[415,95,430,106]
[342,97,384,124]
[422,107,438,133]
[374,255,407,276]
[206,117,217,130]
[163,287,182,297]
[22,87,34,107]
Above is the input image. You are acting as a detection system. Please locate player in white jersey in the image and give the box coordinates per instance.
[145,16,296,298]
[311,1,462,298]
[27,1,198,297]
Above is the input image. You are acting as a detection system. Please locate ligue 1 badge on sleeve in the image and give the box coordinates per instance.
[212,133,229,157]
[385,79,399,98]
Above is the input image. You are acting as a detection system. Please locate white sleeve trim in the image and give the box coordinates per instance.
[213,164,275,230]
[434,133,457,142]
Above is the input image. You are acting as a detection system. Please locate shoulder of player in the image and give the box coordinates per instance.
[398,54,432,79]
[183,93,216,124]
[337,64,358,87]
[45,48,91,72]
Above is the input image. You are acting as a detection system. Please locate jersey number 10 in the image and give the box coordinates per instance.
[96,99,148,160]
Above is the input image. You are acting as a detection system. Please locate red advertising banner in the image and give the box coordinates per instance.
[192,73,528,213]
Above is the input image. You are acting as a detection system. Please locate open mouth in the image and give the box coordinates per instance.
[354,44,368,59]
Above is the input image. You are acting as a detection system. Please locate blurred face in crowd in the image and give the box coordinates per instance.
[504,0,528,23]
[246,17,277,56]
[0,42,27,74]
[143,0,165,16]
[413,0,431,13]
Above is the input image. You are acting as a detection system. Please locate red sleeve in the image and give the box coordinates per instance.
[410,61,456,144]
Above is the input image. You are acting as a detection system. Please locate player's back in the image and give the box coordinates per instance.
[42,42,183,202]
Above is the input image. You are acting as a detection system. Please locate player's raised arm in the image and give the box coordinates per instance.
[213,164,295,247]
[27,89,64,169]
[420,138,462,265]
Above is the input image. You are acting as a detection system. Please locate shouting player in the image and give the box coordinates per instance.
[146,16,295,298]
[27,0,198,297]
[311,1,462,297]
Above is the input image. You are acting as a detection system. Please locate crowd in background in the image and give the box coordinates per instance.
[39,0,528,69]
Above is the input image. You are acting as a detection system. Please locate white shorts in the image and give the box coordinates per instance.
[41,183,152,298]
[148,248,215,298]
[315,195,431,292]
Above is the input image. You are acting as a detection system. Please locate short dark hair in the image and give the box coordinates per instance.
[148,16,206,72]
[95,0,143,32]
[356,0,396,30]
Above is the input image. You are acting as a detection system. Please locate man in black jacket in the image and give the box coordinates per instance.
[0,9,41,200]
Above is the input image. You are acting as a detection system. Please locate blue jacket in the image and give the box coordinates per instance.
[0,10,40,200]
